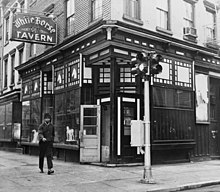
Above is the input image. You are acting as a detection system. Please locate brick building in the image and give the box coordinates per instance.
[1,0,220,164]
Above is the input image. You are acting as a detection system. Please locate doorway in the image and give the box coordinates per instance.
[210,77,220,158]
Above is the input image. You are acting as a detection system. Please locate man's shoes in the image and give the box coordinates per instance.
[40,168,44,173]
[47,169,54,175]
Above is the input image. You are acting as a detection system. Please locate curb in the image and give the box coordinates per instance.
[146,180,220,192]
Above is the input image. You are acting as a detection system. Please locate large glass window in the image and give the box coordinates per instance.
[21,99,41,142]
[54,93,66,143]
[66,0,75,36]
[0,106,5,139]
[153,87,192,109]
[54,90,80,144]
[5,103,12,139]
[91,0,102,21]
[0,104,13,140]
[156,0,169,29]
[30,99,41,133]
[22,101,30,142]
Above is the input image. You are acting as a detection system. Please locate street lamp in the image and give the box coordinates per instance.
[129,50,163,184]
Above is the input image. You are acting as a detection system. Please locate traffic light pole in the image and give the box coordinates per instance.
[140,73,155,184]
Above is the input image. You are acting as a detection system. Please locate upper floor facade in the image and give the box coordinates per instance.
[0,0,220,94]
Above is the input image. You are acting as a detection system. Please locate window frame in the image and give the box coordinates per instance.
[4,16,9,44]
[66,0,75,36]
[123,0,143,25]
[91,0,103,22]
[11,54,15,85]
[4,59,8,88]
[183,0,195,28]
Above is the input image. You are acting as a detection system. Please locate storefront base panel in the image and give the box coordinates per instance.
[21,144,79,162]
[152,149,192,164]
[0,140,23,153]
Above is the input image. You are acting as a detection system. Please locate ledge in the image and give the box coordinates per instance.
[152,141,196,150]
[21,142,79,150]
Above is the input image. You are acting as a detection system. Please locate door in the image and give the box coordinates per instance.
[121,103,142,162]
[210,78,220,157]
[80,105,101,163]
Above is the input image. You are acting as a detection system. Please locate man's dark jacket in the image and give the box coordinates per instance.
[38,122,55,142]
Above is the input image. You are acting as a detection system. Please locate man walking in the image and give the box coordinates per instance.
[38,113,55,175]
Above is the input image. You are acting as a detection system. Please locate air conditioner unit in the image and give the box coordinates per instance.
[183,27,197,36]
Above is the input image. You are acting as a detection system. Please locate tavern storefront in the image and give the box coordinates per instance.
[16,20,220,164]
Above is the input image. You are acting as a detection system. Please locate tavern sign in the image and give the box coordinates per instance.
[11,13,57,45]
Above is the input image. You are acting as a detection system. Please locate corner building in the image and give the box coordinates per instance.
[13,0,220,164]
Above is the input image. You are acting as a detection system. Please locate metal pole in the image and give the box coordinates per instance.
[140,76,155,184]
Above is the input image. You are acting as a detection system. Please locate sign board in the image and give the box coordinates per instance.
[11,13,57,45]
[130,120,144,147]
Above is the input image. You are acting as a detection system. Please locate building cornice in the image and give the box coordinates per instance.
[16,20,219,72]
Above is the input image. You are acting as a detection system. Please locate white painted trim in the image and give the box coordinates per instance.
[209,71,220,78]
[137,98,140,120]
[97,99,100,105]
[79,53,83,87]
[117,97,121,156]
[101,97,110,103]
[122,97,135,102]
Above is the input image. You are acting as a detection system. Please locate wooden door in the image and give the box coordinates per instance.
[80,105,101,163]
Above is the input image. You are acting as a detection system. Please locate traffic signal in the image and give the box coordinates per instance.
[150,54,163,75]
[129,52,148,76]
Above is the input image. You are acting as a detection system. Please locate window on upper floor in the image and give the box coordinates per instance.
[156,0,169,30]
[29,43,35,57]
[203,0,217,48]
[11,54,15,85]
[18,48,24,82]
[183,0,197,41]
[91,0,103,21]
[206,10,216,41]
[20,1,25,13]
[4,59,8,88]
[123,0,142,24]
[66,0,75,36]
[44,4,55,49]
[183,1,194,28]
[5,16,9,44]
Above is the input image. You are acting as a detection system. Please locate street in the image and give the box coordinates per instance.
[183,184,220,192]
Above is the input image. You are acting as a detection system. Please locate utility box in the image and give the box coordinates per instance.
[130,120,145,147]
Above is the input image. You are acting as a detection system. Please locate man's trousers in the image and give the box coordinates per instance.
[39,141,53,170]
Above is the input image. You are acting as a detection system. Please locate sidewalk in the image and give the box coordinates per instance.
[0,150,220,192]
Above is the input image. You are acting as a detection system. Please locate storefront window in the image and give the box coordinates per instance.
[21,101,30,141]
[0,106,5,139]
[30,99,41,139]
[5,103,12,139]
[42,96,54,122]
[54,89,80,144]
[54,93,66,143]
[153,87,192,109]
